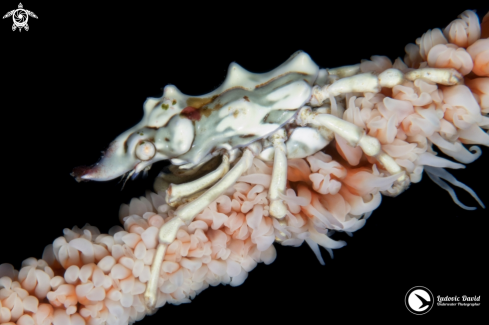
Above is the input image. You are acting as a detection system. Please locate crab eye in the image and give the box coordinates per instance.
[135,141,156,161]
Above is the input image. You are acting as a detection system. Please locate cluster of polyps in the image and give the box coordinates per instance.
[1,9,488,325]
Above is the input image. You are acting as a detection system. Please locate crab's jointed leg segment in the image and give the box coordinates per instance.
[268,129,288,219]
[166,155,230,206]
[310,67,463,106]
[298,108,406,184]
[154,155,223,195]
[298,108,380,155]
[303,67,463,187]
[175,149,253,224]
[145,148,255,309]
[144,242,169,311]
[309,66,464,186]
[327,63,361,78]
[303,65,467,192]
[404,68,463,85]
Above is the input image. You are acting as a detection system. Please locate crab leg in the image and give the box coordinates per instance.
[166,155,230,206]
[310,67,462,106]
[268,129,288,219]
[154,155,223,195]
[145,148,255,309]
[169,154,222,177]
[404,68,463,85]
[297,107,406,184]
[327,64,361,78]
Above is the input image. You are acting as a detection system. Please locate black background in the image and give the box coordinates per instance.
[1,2,487,323]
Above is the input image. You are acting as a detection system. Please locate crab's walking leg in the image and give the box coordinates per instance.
[298,108,406,185]
[268,129,288,219]
[154,155,223,195]
[327,64,361,78]
[145,148,255,309]
[403,68,463,85]
[324,64,462,87]
[166,155,230,206]
[305,66,464,191]
[310,67,462,106]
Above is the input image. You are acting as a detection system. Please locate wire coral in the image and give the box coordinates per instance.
[1,8,488,325]
[1,155,353,324]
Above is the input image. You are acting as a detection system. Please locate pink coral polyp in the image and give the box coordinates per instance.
[427,44,474,75]
[467,38,489,76]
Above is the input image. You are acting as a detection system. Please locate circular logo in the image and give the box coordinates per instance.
[13,9,28,27]
[405,286,434,315]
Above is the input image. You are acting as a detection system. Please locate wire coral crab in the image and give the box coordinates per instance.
[0,8,488,325]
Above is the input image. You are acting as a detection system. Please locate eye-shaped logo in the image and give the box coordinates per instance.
[3,3,38,32]
[405,286,434,315]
